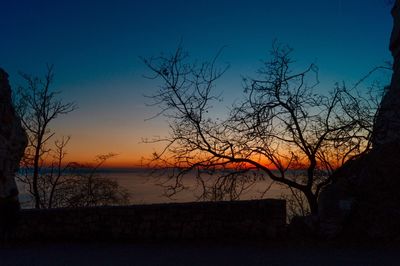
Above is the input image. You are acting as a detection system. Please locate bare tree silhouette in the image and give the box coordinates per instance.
[18,136,130,208]
[15,65,76,208]
[143,43,383,215]
[15,66,129,208]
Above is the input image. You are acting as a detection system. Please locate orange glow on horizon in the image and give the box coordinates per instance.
[40,153,344,172]
[41,130,346,171]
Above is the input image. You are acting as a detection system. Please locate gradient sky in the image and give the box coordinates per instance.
[0,0,394,167]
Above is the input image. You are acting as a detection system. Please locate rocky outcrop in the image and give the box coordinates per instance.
[372,1,400,146]
[0,68,27,239]
[318,0,400,240]
[319,143,400,239]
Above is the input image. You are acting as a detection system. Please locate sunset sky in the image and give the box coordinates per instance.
[1,0,393,167]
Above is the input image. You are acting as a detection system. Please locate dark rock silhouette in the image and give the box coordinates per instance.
[318,0,400,239]
[373,1,400,146]
[0,68,27,239]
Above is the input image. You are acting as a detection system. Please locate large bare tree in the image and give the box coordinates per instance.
[143,44,381,215]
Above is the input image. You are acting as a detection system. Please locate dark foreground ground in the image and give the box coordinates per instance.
[1,242,399,266]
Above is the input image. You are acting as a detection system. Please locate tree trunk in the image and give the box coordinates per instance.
[33,143,41,209]
[305,190,319,216]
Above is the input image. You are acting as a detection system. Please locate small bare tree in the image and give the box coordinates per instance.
[18,138,130,208]
[143,44,381,215]
[18,136,72,208]
[15,64,76,208]
[64,153,130,208]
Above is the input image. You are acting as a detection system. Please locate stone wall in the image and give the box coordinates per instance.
[14,199,286,242]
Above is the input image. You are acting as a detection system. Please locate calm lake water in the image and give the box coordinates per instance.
[17,169,289,207]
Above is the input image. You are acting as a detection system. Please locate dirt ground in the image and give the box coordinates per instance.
[0,242,399,266]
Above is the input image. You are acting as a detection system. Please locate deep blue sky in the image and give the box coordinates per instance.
[0,0,394,166]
